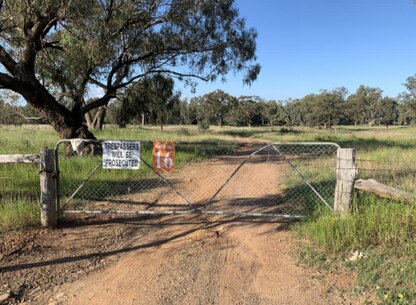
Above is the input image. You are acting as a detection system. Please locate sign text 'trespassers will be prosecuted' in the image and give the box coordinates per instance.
[102,141,140,169]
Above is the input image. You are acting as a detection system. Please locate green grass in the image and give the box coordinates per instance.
[295,194,416,304]
[2,124,416,303]
[296,194,416,255]
[0,198,39,232]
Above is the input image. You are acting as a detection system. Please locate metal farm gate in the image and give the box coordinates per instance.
[55,140,340,219]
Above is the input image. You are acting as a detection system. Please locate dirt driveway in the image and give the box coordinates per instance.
[48,217,362,305]
[0,142,363,305]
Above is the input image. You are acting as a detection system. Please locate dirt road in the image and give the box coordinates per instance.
[0,143,362,304]
[44,217,358,305]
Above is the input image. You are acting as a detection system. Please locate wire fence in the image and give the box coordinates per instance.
[2,142,416,221]
[356,159,416,194]
[56,141,339,218]
[0,162,39,202]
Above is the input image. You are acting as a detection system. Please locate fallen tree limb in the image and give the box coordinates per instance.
[354,179,416,203]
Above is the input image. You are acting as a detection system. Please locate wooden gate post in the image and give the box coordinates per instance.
[334,148,356,215]
[40,148,57,227]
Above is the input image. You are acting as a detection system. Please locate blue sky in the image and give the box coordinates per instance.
[179,0,416,101]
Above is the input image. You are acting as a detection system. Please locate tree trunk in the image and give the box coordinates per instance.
[92,106,106,130]
[20,88,89,139]
[141,112,145,126]
[217,117,223,128]
[15,76,98,155]
[85,111,94,129]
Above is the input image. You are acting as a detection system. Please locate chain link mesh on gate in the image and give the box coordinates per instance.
[55,141,339,218]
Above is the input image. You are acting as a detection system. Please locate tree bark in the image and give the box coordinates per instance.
[217,117,223,127]
[92,106,107,130]
[85,111,94,129]
[16,80,91,139]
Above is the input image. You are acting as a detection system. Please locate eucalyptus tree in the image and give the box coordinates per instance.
[283,99,307,126]
[346,93,367,125]
[397,92,416,125]
[347,85,383,126]
[305,88,347,128]
[0,0,260,139]
[396,75,416,125]
[110,74,179,128]
[229,95,261,127]
[376,97,398,127]
[259,99,284,126]
[200,90,235,127]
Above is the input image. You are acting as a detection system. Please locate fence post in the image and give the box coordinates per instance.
[40,148,57,227]
[334,148,356,215]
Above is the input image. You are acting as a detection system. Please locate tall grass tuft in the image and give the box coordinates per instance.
[296,193,416,256]
[0,198,39,232]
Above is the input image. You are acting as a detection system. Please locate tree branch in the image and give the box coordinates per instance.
[17,112,43,121]
[57,91,72,102]
[107,51,154,87]
[43,42,64,51]
[79,68,93,96]
[80,93,115,115]
[114,69,210,90]
[0,72,16,90]
[89,77,107,90]
[0,44,17,75]
[42,17,59,38]
[21,15,57,70]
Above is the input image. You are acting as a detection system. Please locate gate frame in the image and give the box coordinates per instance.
[53,140,348,224]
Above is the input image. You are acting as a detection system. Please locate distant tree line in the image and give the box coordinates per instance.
[3,75,416,129]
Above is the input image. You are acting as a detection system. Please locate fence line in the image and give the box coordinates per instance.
[355,158,416,197]
[9,143,411,227]
[0,154,40,201]
[55,140,341,221]
[0,154,40,164]
[0,150,57,227]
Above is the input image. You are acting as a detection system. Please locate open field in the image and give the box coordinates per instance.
[1,124,416,304]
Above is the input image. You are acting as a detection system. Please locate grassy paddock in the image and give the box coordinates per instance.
[1,124,416,302]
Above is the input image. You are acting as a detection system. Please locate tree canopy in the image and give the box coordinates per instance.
[111,74,179,129]
[0,0,260,138]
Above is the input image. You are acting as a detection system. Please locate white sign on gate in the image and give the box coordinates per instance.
[102,141,140,169]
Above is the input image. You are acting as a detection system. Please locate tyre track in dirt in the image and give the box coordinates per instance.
[1,140,363,304]
[46,219,358,305]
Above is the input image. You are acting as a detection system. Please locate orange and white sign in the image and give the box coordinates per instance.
[152,141,175,173]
